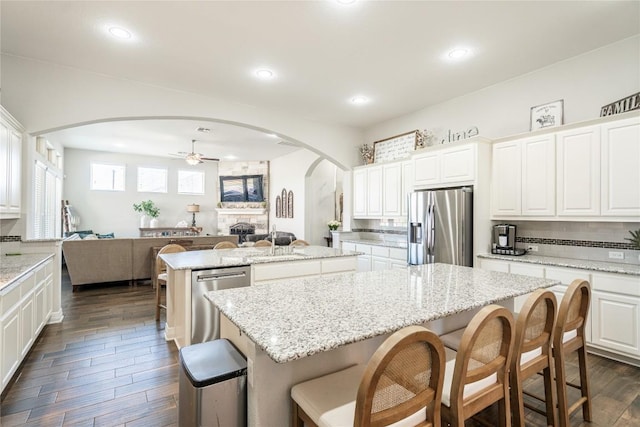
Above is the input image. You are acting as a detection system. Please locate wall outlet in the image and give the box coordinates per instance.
[527,245,539,252]
[609,251,624,260]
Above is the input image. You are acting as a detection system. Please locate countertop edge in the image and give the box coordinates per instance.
[478,253,640,276]
[0,253,55,291]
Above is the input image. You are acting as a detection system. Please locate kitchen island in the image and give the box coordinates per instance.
[205,262,559,426]
[160,245,360,348]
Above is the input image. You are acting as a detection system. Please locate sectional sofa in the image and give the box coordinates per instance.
[62,235,238,290]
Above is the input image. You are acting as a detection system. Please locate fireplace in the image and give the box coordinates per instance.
[229,222,256,244]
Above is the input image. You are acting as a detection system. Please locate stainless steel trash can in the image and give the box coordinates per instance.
[179,339,247,427]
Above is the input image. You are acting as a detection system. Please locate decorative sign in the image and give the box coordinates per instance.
[600,92,640,117]
[439,126,479,145]
[530,99,564,131]
[373,130,418,163]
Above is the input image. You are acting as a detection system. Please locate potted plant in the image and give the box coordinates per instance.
[327,220,341,231]
[133,200,160,228]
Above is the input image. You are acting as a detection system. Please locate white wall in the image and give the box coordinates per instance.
[63,148,219,237]
[305,160,340,246]
[269,150,326,240]
[365,36,640,144]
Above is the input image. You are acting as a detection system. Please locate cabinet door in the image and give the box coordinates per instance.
[491,141,522,216]
[592,291,640,357]
[522,135,555,216]
[509,263,545,312]
[35,285,46,334]
[20,296,35,358]
[357,256,372,272]
[1,306,20,389]
[413,152,439,187]
[352,168,367,218]
[371,256,390,271]
[401,161,413,217]
[8,129,21,213]
[601,117,640,216]
[0,121,9,212]
[477,259,510,273]
[556,126,600,216]
[382,163,402,217]
[440,145,475,184]
[367,166,383,217]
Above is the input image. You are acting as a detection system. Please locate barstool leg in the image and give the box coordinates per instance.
[554,348,570,427]
[577,345,592,422]
[542,364,558,426]
[510,369,525,427]
[155,282,161,321]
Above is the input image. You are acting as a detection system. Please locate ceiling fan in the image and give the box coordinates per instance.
[170,139,219,165]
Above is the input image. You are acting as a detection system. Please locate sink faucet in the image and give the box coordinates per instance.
[270,224,277,255]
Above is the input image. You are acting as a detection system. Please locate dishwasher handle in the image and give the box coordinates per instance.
[196,271,248,282]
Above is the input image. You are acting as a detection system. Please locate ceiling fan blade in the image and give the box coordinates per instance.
[200,157,220,162]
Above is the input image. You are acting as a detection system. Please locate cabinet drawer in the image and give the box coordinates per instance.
[545,266,591,285]
[20,273,36,296]
[509,263,545,278]
[341,242,356,252]
[253,260,321,282]
[592,272,640,297]
[355,244,372,255]
[1,282,22,314]
[389,248,406,261]
[321,257,357,274]
[478,259,509,273]
[371,246,389,257]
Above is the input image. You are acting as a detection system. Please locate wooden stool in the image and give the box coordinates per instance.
[155,244,186,321]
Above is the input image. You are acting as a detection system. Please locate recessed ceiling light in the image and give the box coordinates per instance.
[350,95,369,105]
[336,0,357,4]
[447,48,470,60]
[224,155,238,160]
[108,26,132,40]
[255,69,275,80]
[266,133,279,138]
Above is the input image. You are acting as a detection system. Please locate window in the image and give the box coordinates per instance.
[33,160,62,239]
[219,175,264,202]
[91,163,125,191]
[137,167,167,193]
[178,169,205,195]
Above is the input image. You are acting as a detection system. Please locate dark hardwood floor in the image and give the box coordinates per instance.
[1,268,179,427]
[1,267,639,426]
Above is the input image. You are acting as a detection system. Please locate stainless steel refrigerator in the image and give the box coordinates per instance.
[407,187,473,266]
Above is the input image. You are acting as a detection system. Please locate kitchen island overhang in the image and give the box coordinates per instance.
[205,263,559,426]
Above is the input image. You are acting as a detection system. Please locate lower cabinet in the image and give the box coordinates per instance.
[342,242,407,272]
[1,259,54,392]
[251,257,358,285]
[478,257,639,363]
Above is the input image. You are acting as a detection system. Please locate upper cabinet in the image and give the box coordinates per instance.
[352,159,414,219]
[0,107,23,219]
[492,114,640,221]
[414,143,476,188]
[601,117,640,217]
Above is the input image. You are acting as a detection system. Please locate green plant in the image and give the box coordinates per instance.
[625,229,640,250]
[133,200,160,218]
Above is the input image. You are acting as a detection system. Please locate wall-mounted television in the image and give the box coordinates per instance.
[219,175,265,202]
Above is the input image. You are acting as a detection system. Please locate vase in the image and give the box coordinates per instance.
[149,217,159,228]
[140,214,149,228]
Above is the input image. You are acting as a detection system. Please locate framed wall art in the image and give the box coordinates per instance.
[372,130,419,163]
[530,100,564,131]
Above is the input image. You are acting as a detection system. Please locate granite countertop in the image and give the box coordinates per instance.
[478,253,640,276]
[205,263,557,363]
[341,238,408,249]
[161,245,362,271]
[0,253,55,291]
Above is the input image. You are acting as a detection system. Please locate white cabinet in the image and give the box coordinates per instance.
[600,116,640,217]
[590,273,640,358]
[342,242,407,272]
[353,160,412,219]
[414,143,476,188]
[382,163,402,217]
[1,259,54,392]
[556,125,601,216]
[0,107,23,219]
[492,134,555,217]
[367,166,383,217]
[251,257,357,284]
[352,168,367,217]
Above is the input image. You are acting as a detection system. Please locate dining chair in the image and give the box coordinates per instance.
[289,239,310,247]
[213,241,238,249]
[510,289,557,427]
[155,243,186,321]
[253,240,272,247]
[440,304,514,427]
[291,325,446,427]
[553,279,592,427]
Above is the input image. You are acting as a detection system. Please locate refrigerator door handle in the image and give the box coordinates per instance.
[427,202,435,258]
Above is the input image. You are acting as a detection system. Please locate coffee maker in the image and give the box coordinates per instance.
[492,224,526,255]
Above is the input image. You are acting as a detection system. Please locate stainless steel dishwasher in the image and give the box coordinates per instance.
[191,265,251,344]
